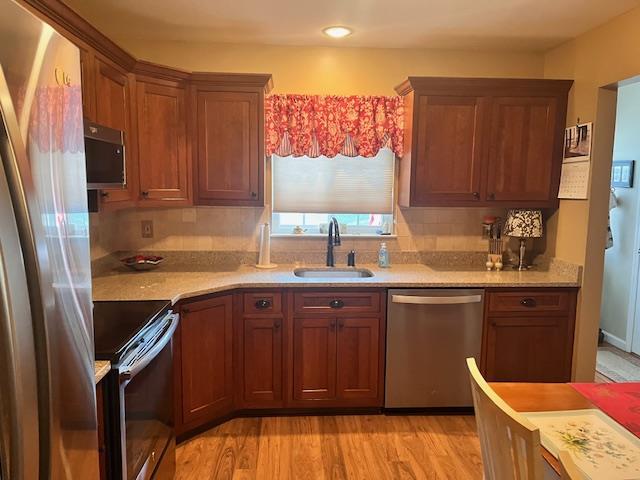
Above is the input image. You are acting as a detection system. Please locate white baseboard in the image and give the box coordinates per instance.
[601,329,629,351]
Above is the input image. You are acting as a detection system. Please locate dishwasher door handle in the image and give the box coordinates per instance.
[391,294,483,305]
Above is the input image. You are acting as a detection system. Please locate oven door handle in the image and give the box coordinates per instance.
[119,313,179,381]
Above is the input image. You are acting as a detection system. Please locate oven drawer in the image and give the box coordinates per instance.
[293,291,381,315]
[243,292,282,315]
[487,290,570,314]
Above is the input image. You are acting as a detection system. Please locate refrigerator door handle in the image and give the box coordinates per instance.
[391,294,483,305]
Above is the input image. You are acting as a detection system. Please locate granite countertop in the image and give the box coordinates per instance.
[94,360,110,384]
[92,262,582,304]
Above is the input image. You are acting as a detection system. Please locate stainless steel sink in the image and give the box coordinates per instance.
[293,268,374,278]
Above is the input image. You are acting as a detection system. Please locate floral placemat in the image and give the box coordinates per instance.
[523,409,640,479]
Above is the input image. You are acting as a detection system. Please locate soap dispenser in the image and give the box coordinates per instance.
[378,242,390,268]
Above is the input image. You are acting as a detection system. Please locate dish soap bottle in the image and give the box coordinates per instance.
[378,242,390,268]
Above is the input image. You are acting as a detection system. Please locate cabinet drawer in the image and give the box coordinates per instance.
[243,292,282,315]
[293,291,380,315]
[487,290,570,314]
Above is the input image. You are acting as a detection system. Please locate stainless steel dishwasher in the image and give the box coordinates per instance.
[385,289,484,408]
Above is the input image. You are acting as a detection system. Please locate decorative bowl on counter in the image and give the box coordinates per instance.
[120,255,164,271]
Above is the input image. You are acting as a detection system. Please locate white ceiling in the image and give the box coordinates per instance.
[65,0,640,52]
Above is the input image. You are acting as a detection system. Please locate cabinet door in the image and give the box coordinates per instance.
[484,315,572,382]
[195,91,262,205]
[136,81,190,204]
[486,96,559,203]
[179,296,233,426]
[412,95,486,205]
[79,47,96,121]
[94,57,136,206]
[293,317,337,401]
[243,317,283,406]
[336,317,380,401]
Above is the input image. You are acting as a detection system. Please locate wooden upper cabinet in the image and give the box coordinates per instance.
[178,295,234,429]
[195,90,260,205]
[486,96,559,203]
[93,56,136,207]
[412,94,486,205]
[396,77,572,208]
[79,48,96,121]
[135,80,190,205]
[192,74,271,206]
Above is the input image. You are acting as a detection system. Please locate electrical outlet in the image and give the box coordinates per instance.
[141,220,154,238]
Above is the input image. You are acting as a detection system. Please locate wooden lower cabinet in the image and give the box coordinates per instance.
[292,315,382,405]
[337,317,380,401]
[175,295,234,435]
[481,288,577,382]
[242,316,284,406]
[293,316,338,401]
[172,286,578,439]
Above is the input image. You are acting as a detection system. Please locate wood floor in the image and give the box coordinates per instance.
[175,415,483,479]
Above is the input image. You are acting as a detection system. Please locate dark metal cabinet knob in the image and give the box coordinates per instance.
[472,192,480,199]
[141,191,149,197]
[520,298,537,308]
[100,191,109,198]
[251,191,257,198]
[329,320,336,329]
[329,299,345,309]
[488,193,496,200]
[255,299,271,309]
[273,321,281,330]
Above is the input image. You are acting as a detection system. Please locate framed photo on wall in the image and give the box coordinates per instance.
[611,160,635,188]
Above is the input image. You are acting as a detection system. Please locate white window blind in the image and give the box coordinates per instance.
[272,148,395,214]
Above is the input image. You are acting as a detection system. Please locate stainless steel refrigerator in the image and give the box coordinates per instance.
[0,0,98,478]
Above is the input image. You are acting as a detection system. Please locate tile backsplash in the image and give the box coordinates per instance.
[90,206,508,261]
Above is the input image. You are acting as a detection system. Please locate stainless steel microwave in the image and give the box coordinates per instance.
[84,121,126,189]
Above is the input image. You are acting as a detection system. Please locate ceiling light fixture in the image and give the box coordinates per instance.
[322,26,353,39]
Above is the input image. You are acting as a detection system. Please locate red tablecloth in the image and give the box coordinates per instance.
[571,382,640,437]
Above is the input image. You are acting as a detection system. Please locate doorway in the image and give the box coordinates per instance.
[599,80,640,381]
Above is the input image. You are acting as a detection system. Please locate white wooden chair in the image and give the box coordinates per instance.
[466,357,545,480]
[558,451,586,480]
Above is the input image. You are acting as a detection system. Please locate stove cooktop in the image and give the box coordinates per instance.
[93,300,172,361]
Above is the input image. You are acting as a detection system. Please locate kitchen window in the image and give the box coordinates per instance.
[271,147,395,236]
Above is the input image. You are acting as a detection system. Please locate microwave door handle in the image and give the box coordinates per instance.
[391,294,483,305]
[119,313,179,381]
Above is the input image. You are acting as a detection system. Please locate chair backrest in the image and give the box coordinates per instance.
[558,450,586,480]
[466,357,544,480]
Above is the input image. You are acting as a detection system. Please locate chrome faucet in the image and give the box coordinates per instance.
[326,217,341,267]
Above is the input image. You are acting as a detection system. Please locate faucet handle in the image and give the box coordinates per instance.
[347,250,356,267]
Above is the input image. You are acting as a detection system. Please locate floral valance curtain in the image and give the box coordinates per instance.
[265,94,404,158]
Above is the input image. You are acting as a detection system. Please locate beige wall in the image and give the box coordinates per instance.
[127,40,544,95]
[544,5,640,379]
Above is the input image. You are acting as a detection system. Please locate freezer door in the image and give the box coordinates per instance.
[0,1,98,478]
[0,131,39,480]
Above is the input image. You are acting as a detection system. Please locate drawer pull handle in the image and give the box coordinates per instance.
[520,298,537,308]
[329,299,344,309]
[273,321,281,330]
[255,299,271,309]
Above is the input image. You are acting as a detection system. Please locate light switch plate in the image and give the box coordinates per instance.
[141,220,153,238]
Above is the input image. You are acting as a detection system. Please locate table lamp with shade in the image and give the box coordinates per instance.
[503,209,543,270]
